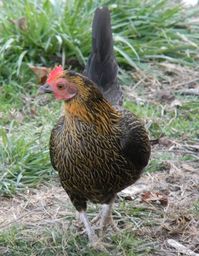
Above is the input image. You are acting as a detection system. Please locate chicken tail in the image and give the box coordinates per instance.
[84,7,123,105]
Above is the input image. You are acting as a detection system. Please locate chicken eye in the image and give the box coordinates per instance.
[57,83,65,90]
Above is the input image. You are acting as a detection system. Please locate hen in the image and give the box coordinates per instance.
[39,7,151,248]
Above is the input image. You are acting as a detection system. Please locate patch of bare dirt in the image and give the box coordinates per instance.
[136,162,198,255]
[0,183,72,231]
[124,63,199,102]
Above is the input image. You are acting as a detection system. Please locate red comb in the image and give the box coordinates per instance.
[47,65,64,83]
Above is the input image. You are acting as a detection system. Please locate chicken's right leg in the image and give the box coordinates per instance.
[79,211,98,244]
[91,197,118,236]
[79,211,108,251]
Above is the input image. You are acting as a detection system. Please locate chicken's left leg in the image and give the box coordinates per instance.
[79,211,98,244]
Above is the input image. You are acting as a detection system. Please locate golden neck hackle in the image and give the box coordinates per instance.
[63,98,121,135]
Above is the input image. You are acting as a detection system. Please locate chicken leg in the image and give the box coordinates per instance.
[91,199,119,237]
[79,211,108,251]
[79,211,98,243]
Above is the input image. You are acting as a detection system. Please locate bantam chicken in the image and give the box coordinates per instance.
[39,7,151,249]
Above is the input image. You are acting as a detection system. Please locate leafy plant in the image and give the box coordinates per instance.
[0,0,199,87]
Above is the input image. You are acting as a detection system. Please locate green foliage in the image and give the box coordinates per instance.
[0,223,152,256]
[192,200,199,214]
[0,0,199,86]
[0,123,52,196]
[124,98,199,140]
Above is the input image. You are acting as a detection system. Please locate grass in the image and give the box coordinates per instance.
[0,0,199,86]
[0,197,155,256]
[0,99,62,196]
[124,96,199,140]
[0,0,199,255]
[0,225,150,256]
[192,200,199,215]
[0,124,51,196]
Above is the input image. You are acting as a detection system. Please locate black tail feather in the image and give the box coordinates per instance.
[84,7,122,105]
[92,7,113,63]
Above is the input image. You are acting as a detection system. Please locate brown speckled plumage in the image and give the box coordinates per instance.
[49,72,150,212]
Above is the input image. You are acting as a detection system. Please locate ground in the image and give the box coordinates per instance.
[0,63,198,256]
[0,164,198,255]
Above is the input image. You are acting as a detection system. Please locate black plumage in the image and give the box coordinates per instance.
[84,7,122,105]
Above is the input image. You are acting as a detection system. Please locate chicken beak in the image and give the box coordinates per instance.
[39,84,53,94]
